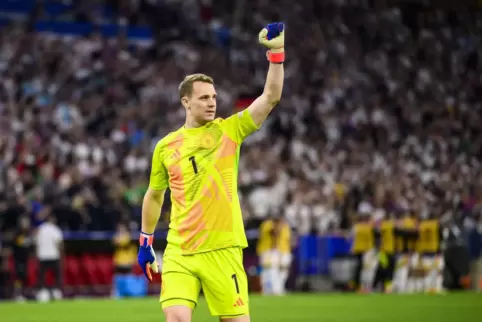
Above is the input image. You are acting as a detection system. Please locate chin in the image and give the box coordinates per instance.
[204,114,216,121]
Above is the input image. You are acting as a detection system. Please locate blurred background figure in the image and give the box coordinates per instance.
[349,210,374,293]
[393,210,419,293]
[418,213,443,294]
[465,210,482,291]
[0,237,10,300]
[372,212,396,293]
[11,216,33,302]
[35,214,63,302]
[112,222,143,298]
[257,213,292,295]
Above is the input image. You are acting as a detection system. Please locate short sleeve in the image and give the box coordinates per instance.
[149,139,169,191]
[260,221,270,235]
[221,109,260,144]
[56,227,63,242]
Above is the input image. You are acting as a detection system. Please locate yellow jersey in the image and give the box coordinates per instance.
[396,217,418,253]
[149,110,260,255]
[352,222,374,254]
[256,219,292,255]
[417,219,440,254]
[379,220,396,254]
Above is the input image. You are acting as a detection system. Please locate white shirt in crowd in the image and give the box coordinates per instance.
[36,222,63,261]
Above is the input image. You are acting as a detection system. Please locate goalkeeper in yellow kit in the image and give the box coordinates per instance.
[137,22,285,322]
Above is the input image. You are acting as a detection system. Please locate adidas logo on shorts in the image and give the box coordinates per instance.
[232,297,245,307]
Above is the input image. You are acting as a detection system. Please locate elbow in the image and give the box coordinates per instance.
[144,188,165,204]
[264,91,282,107]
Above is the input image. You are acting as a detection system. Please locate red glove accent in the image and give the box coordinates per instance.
[139,232,154,246]
[267,50,285,63]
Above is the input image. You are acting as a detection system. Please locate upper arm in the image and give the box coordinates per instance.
[222,109,260,144]
[55,228,63,249]
[259,222,268,234]
[149,139,169,191]
[145,187,166,203]
[57,228,63,242]
[284,224,291,240]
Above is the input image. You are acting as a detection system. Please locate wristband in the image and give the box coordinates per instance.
[267,50,285,63]
[139,232,154,247]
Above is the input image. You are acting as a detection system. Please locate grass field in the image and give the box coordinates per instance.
[1,293,481,322]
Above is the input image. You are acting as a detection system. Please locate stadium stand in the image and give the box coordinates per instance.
[1,0,480,234]
[0,0,481,297]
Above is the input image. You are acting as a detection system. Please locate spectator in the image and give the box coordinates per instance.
[0,237,10,299]
[112,222,137,297]
[35,214,63,302]
[11,215,33,301]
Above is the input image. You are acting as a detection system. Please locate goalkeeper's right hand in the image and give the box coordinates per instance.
[138,232,159,281]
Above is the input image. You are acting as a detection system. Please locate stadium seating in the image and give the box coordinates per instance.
[65,256,82,289]
[8,254,121,290]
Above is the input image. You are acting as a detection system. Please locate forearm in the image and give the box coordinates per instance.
[248,62,284,126]
[263,61,284,104]
[141,189,165,234]
[247,22,285,126]
[58,243,64,258]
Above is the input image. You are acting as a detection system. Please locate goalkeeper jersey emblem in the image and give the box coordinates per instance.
[200,133,216,149]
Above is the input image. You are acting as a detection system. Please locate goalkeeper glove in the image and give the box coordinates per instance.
[258,22,285,63]
[138,232,159,281]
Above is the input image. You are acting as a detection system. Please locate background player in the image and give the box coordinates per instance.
[257,213,292,295]
[137,22,285,322]
[417,214,443,293]
[12,216,33,302]
[350,213,375,292]
[393,210,418,293]
[373,213,396,293]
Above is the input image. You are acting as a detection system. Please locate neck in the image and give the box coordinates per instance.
[184,116,205,129]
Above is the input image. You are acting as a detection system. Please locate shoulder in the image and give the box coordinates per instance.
[153,128,185,152]
[213,117,225,123]
[55,225,63,235]
[207,117,225,127]
[261,220,272,229]
[155,130,180,147]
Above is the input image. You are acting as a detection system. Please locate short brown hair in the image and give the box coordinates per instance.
[178,73,214,99]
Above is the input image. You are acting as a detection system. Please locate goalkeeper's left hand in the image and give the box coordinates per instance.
[258,22,285,63]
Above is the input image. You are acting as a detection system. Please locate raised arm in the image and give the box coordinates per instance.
[247,22,285,127]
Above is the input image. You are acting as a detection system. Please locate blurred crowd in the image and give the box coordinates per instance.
[0,0,482,241]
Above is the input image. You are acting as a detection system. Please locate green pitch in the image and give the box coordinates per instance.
[1,293,481,322]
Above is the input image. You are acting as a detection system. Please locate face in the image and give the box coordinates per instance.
[182,81,217,124]
[117,223,128,234]
[19,216,30,230]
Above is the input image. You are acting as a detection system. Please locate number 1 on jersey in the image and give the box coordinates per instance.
[231,274,240,294]
[189,156,198,174]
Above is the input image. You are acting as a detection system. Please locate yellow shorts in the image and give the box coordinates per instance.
[160,246,249,318]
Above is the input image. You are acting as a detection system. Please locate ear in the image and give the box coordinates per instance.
[181,96,190,109]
